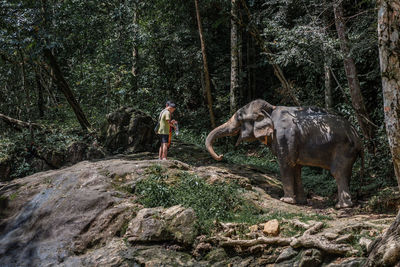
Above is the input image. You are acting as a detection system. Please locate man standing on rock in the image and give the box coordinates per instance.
[158,102,177,160]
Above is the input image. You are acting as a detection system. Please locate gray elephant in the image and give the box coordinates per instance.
[205,99,363,208]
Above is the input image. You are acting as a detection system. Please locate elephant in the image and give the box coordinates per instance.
[205,99,363,208]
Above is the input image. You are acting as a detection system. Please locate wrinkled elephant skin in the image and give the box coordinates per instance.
[205,99,362,209]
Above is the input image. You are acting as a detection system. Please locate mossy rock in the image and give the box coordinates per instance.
[103,107,156,153]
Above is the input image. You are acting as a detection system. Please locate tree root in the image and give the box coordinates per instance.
[218,235,292,247]
[216,221,357,255]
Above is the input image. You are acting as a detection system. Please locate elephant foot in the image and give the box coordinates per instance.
[336,192,353,209]
[280,197,296,204]
[335,200,353,209]
[295,196,307,205]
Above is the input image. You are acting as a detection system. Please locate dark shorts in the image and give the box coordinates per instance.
[159,134,169,144]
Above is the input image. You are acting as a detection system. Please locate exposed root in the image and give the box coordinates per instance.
[218,235,292,247]
[216,221,357,256]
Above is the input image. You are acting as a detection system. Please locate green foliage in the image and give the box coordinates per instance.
[135,164,332,234]
[0,126,90,179]
[136,165,259,234]
[366,187,400,213]
[224,146,280,175]
[302,168,337,198]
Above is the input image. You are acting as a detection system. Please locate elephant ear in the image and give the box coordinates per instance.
[253,114,274,138]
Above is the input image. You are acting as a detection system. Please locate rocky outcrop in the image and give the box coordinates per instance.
[0,159,200,266]
[103,107,156,153]
[125,205,197,246]
[0,150,395,267]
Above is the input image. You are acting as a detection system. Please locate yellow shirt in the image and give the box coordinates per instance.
[157,109,171,135]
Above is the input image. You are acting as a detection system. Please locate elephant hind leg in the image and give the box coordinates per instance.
[294,165,307,205]
[331,163,353,209]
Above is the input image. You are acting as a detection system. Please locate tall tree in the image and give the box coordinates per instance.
[131,1,139,77]
[333,1,374,142]
[377,0,400,189]
[324,64,333,110]
[194,0,216,128]
[44,49,91,131]
[238,0,300,106]
[230,0,239,113]
[366,2,400,265]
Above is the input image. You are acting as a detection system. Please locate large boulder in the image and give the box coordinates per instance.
[0,160,140,266]
[125,205,197,246]
[103,107,156,153]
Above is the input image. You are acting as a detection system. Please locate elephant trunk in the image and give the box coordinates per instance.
[205,114,240,161]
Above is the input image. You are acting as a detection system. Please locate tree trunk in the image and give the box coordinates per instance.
[194,0,216,128]
[35,74,45,118]
[43,49,91,131]
[230,0,239,113]
[246,33,252,102]
[324,63,333,110]
[333,2,374,142]
[376,0,400,190]
[18,46,29,115]
[131,2,138,77]
[366,2,400,266]
[366,210,400,266]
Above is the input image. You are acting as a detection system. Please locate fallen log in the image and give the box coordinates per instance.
[0,113,43,131]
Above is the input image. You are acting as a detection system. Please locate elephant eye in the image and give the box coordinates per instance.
[256,115,264,122]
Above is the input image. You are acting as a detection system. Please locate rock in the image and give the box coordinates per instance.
[0,161,123,266]
[205,248,228,263]
[324,232,339,240]
[0,159,195,266]
[86,143,106,160]
[164,205,198,245]
[66,141,88,164]
[192,242,212,258]
[335,234,354,244]
[275,247,299,263]
[359,237,373,252]
[0,158,11,181]
[125,205,197,246]
[42,149,65,168]
[122,245,209,267]
[263,219,280,236]
[249,224,258,232]
[125,207,169,242]
[326,257,367,267]
[299,249,323,267]
[103,107,156,153]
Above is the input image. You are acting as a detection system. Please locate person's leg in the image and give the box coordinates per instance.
[162,143,168,160]
[159,145,162,160]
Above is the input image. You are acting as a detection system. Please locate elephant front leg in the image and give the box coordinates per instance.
[279,164,297,204]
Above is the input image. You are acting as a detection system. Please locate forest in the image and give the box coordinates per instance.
[0,0,400,266]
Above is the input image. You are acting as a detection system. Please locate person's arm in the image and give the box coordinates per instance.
[165,111,176,128]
